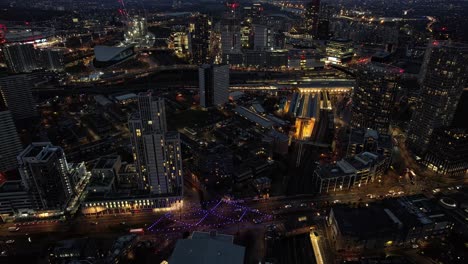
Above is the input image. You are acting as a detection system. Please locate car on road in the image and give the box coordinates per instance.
[284,204,292,209]
[7,227,19,232]
[91,222,98,225]
[120,222,127,225]
[300,203,307,208]
[234,208,243,212]
[5,240,14,244]
[252,209,260,213]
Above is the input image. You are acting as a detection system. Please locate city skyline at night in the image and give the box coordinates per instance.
[0,1,467,264]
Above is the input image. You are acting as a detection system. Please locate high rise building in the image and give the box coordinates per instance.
[2,43,40,73]
[39,48,65,72]
[253,24,272,50]
[17,143,73,210]
[221,1,242,62]
[407,41,468,155]
[199,64,229,108]
[351,62,401,134]
[0,74,38,122]
[128,92,183,195]
[304,0,321,37]
[0,109,23,172]
[221,18,242,54]
[189,14,212,64]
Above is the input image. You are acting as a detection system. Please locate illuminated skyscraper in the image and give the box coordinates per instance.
[407,41,468,155]
[128,92,183,195]
[351,62,401,134]
[189,14,212,64]
[304,0,321,37]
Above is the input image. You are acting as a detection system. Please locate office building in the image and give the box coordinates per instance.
[351,62,401,134]
[423,127,468,177]
[0,74,38,121]
[39,48,65,72]
[328,195,453,252]
[221,3,242,62]
[199,64,229,108]
[0,109,23,173]
[128,92,183,195]
[326,38,354,64]
[313,152,388,193]
[17,143,73,210]
[253,24,272,50]
[407,41,468,155]
[2,43,39,73]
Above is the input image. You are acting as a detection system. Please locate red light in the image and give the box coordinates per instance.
[441,27,447,31]
[399,69,405,74]
[433,41,439,46]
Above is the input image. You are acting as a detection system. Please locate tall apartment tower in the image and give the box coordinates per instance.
[407,41,468,155]
[189,14,212,64]
[2,43,39,73]
[351,62,401,134]
[304,0,321,37]
[129,92,183,195]
[17,143,73,210]
[0,74,38,122]
[199,64,230,108]
[0,95,23,172]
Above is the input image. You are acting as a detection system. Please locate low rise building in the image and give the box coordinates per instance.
[169,231,245,264]
[313,152,387,193]
[328,195,454,252]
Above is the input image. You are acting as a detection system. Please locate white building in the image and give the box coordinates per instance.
[0,110,23,172]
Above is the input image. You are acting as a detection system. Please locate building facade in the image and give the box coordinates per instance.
[423,128,468,177]
[2,43,40,73]
[17,143,73,210]
[0,74,38,121]
[199,64,230,108]
[0,109,23,173]
[128,92,183,195]
[351,62,401,134]
[407,41,468,155]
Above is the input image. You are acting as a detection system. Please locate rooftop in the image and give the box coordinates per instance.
[169,231,245,264]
